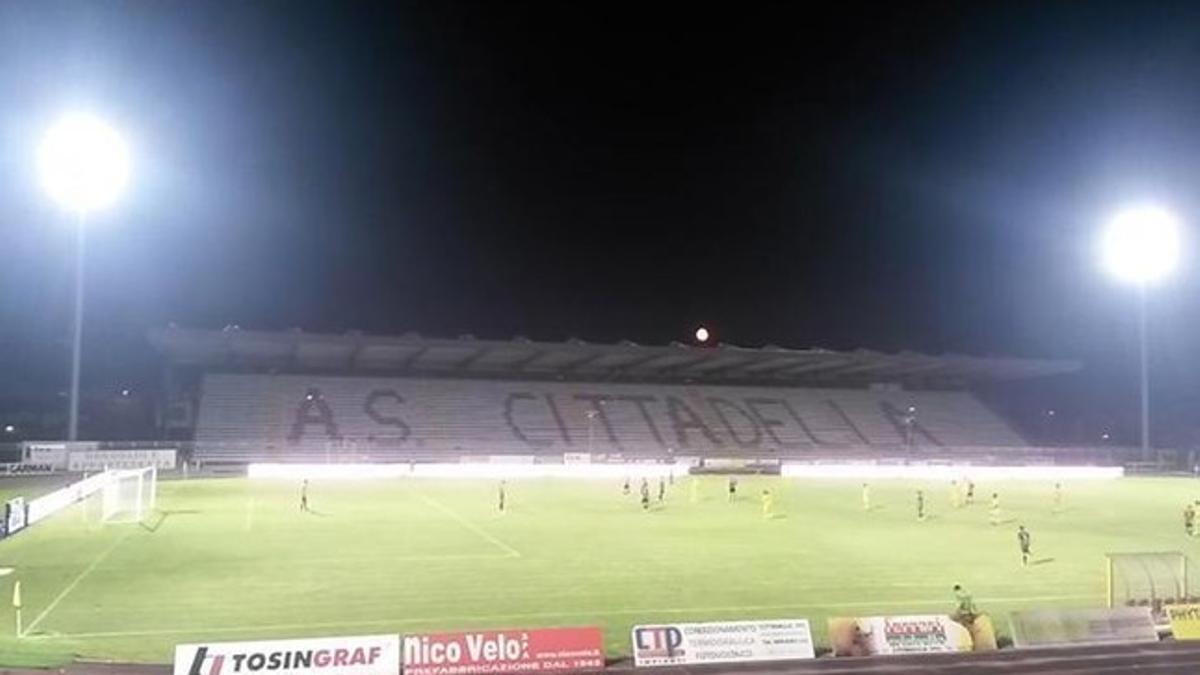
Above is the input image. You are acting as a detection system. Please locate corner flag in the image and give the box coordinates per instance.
[12,581,20,609]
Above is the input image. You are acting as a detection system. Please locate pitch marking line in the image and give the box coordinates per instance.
[416,493,521,558]
[23,529,134,637]
[29,593,1099,640]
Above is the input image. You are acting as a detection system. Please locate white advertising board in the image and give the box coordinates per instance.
[174,634,400,675]
[68,449,176,471]
[632,620,814,667]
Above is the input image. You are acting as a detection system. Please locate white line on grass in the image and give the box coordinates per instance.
[31,593,1100,640]
[23,530,133,637]
[416,493,521,558]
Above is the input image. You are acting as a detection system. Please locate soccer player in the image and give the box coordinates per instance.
[1186,503,1196,537]
[861,482,871,511]
[300,480,309,512]
[622,477,630,496]
[1017,525,1032,566]
[952,584,977,623]
[498,480,507,513]
[966,480,976,505]
[1053,482,1063,513]
[989,492,1001,526]
[658,477,666,502]
[727,477,738,502]
[916,490,926,522]
[640,478,651,511]
[761,489,774,519]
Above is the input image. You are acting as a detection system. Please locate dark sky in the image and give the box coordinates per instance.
[4,1,1200,438]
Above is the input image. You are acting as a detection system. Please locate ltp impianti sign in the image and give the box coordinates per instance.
[174,634,400,675]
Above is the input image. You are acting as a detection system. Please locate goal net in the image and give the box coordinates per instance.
[1106,552,1199,621]
[99,466,157,523]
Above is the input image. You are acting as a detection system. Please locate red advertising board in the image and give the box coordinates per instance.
[403,627,604,674]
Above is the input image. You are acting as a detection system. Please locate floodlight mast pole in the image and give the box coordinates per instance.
[1138,282,1150,460]
[67,211,86,441]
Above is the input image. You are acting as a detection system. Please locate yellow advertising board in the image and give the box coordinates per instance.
[1167,604,1200,640]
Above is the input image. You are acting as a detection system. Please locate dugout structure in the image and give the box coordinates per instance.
[1106,552,1199,619]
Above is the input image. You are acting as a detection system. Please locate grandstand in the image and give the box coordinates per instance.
[149,326,1078,463]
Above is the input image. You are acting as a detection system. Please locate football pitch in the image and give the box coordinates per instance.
[0,474,1194,667]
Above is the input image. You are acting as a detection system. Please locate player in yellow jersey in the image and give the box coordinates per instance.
[861,482,871,511]
[989,492,1001,525]
[761,489,774,519]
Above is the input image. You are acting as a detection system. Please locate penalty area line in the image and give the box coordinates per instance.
[23,530,133,638]
[30,593,1100,641]
[416,493,521,558]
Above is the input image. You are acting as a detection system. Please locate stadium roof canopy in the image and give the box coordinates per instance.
[148,326,1080,387]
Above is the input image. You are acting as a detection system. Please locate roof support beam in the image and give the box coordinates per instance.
[560,352,608,373]
[606,352,674,379]
[399,346,429,370]
[772,358,860,378]
[456,347,492,371]
[510,350,550,372]
[651,354,717,378]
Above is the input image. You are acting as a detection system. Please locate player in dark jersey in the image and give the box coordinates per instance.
[657,477,666,502]
[916,490,926,521]
[640,479,651,510]
[728,477,738,502]
[1185,503,1195,537]
[498,481,507,513]
[300,480,309,512]
[966,481,976,505]
[1017,525,1032,566]
[622,477,630,495]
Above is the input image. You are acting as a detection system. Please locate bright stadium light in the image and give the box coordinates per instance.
[38,113,130,214]
[37,112,131,441]
[1100,204,1184,459]
[1101,206,1181,284]
[695,326,710,343]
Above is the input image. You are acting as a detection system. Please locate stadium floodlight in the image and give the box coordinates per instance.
[37,113,130,441]
[1100,205,1184,460]
[38,113,130,214]
[695,326,710,343]
[1101,206,1181,285]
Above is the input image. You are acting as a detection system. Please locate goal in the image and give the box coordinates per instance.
[100,466,157,523]
[1106,551,1199,620]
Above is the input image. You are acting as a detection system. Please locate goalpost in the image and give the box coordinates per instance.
[99,466,158,524]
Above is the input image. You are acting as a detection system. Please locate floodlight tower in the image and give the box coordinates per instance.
[37,113,130,441]
[1100,206,1181,459]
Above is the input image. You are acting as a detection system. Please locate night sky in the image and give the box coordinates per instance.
[4,1,1200,441]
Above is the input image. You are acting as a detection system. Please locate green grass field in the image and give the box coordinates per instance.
[0,474,1194,667]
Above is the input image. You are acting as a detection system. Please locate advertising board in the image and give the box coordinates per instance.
[1167,604,1200,640]
[174,634,400,675]
[68,449,176,471]
[402,627,603,674]
[632,620,814,667]
[828,615,973,656]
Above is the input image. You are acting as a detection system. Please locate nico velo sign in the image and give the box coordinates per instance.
[403,626,604,674]
[632,620,815,667]
[173,634,400,675]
